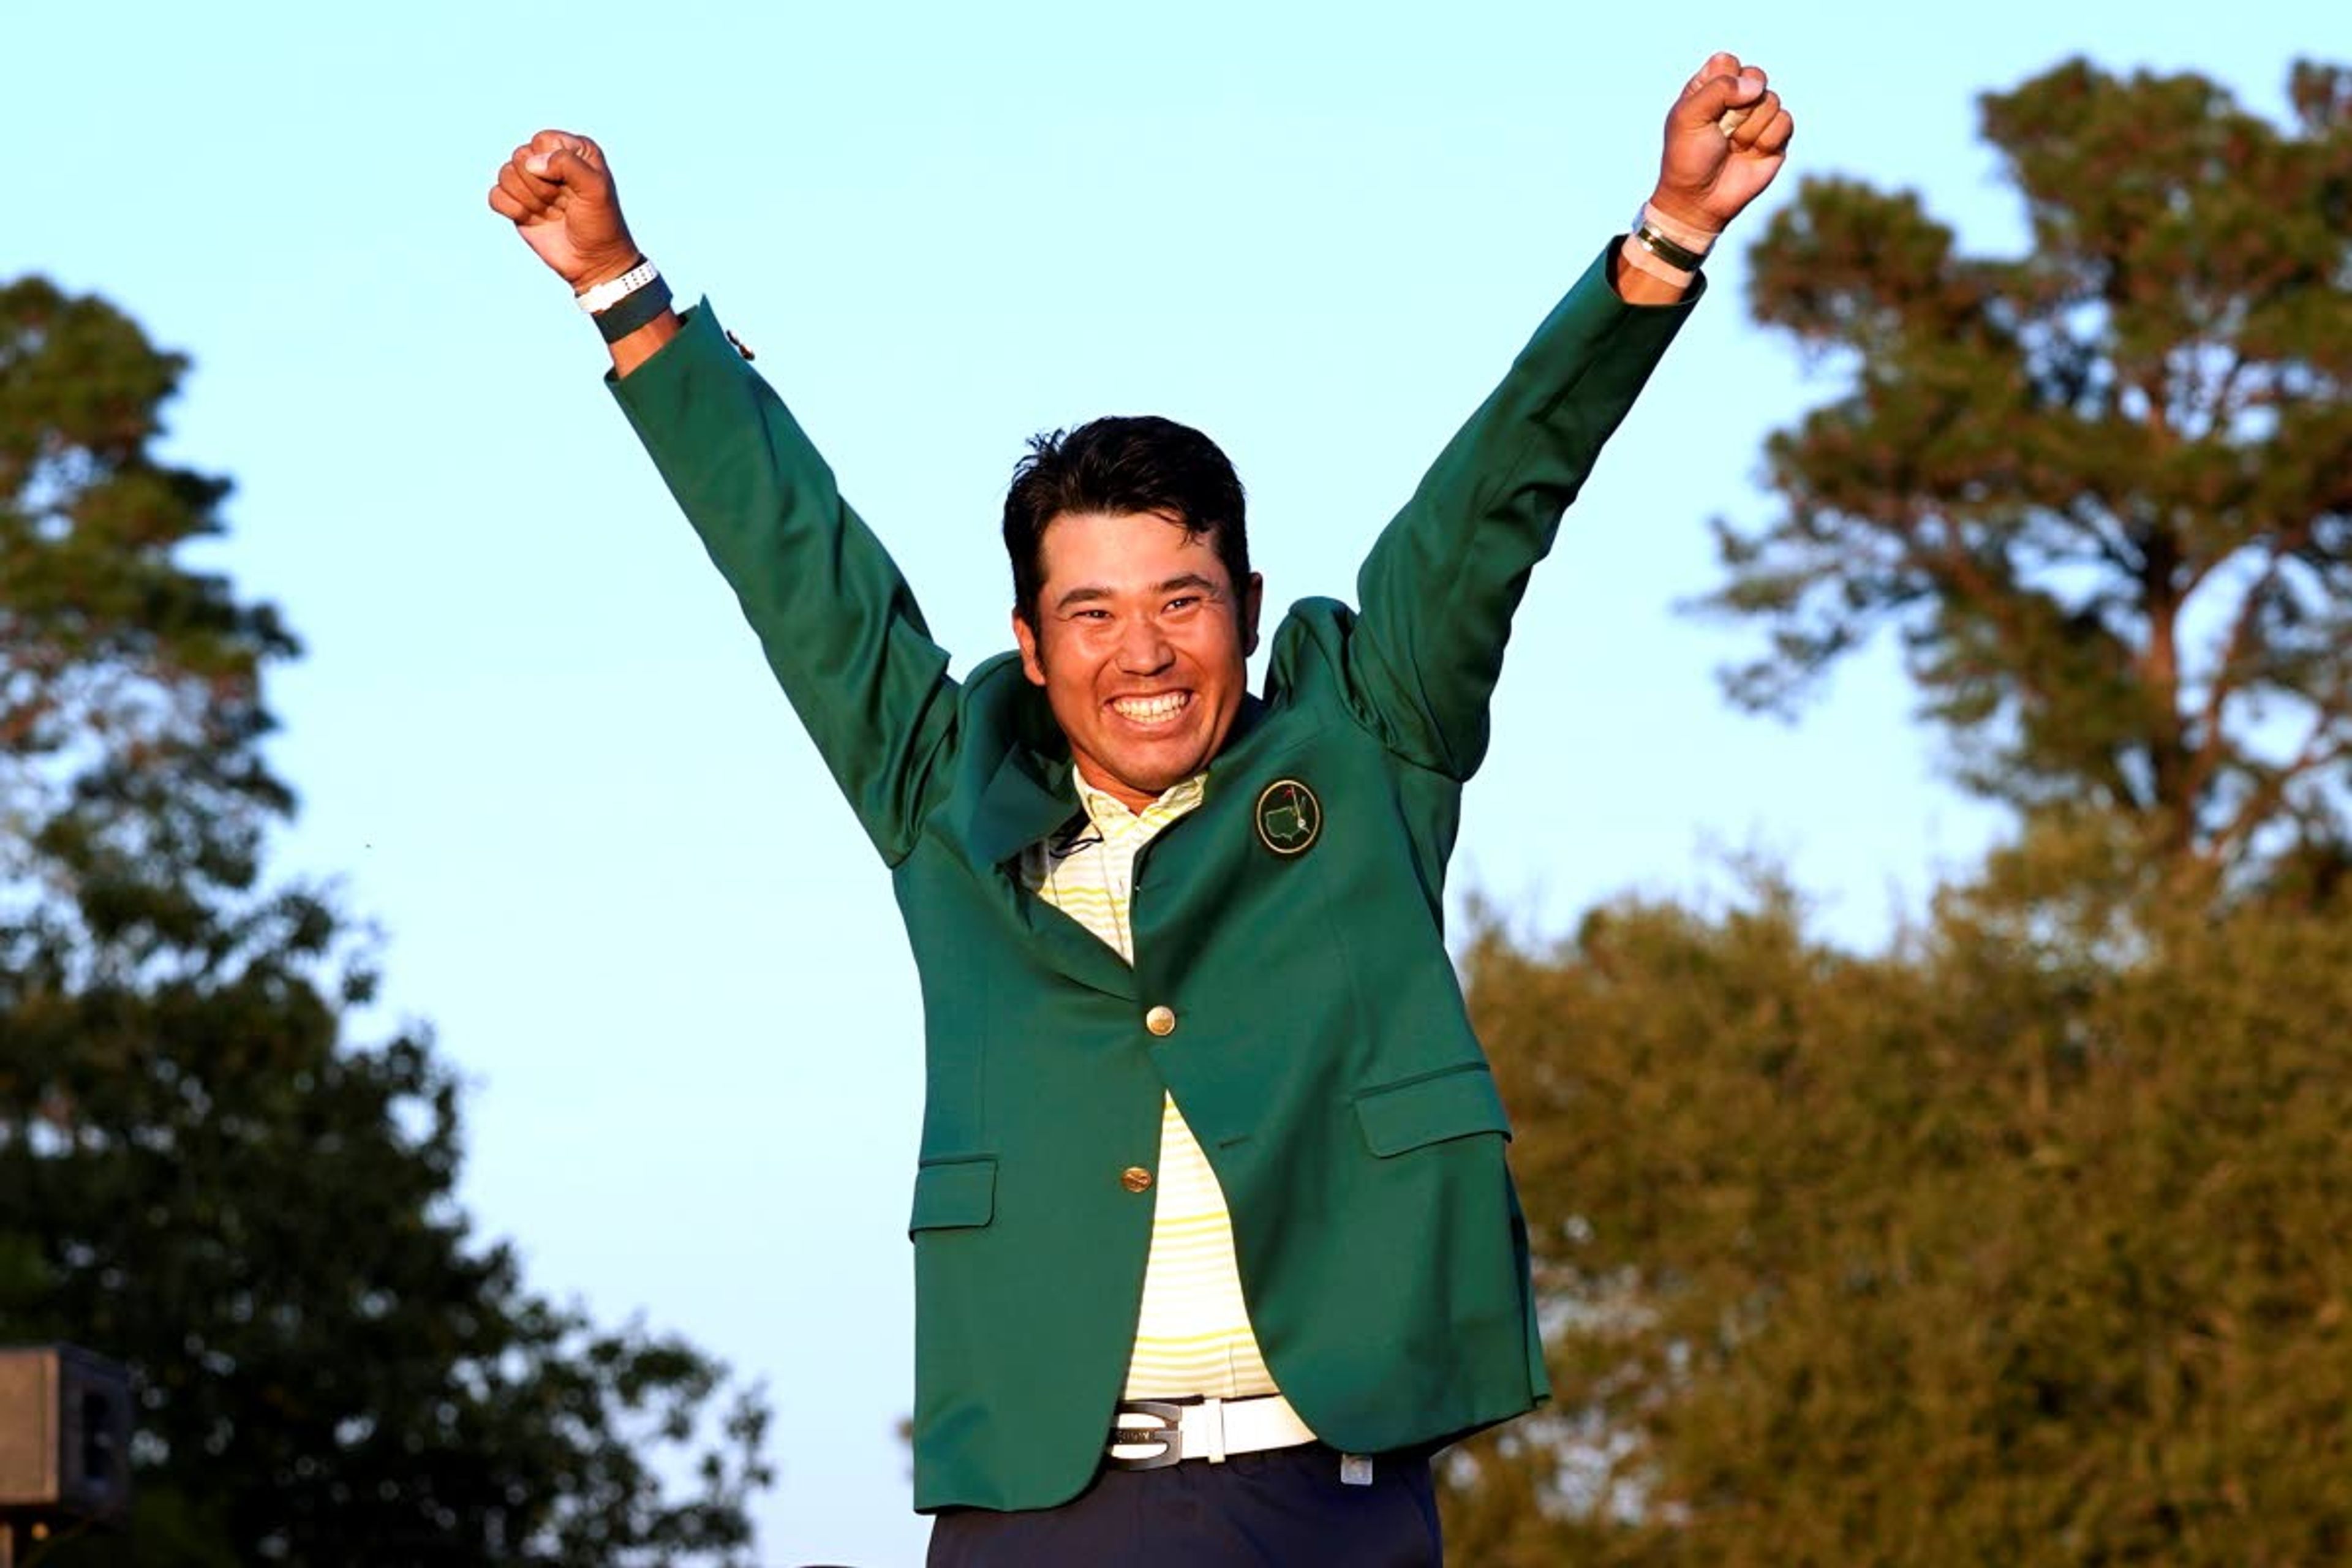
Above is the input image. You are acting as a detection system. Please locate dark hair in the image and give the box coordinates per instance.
[1002,415,1249,629]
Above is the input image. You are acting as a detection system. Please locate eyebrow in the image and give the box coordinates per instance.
[1053,574,1225,614]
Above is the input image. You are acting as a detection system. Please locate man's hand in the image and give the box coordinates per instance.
[487,130,643,293]
[1649,52,1795,233]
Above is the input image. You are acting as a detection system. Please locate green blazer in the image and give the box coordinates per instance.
[612,247,1695,1512]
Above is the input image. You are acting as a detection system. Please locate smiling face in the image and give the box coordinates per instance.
[1012,509,1263,813]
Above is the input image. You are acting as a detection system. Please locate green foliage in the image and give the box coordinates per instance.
[0,277,771,1565]
[1441,55,2352,1565]
[1441,875,2352,1565]
[1703,58,2352,884]
[1,276,296,953]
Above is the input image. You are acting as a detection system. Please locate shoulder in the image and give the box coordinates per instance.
[952,649,1068,772]
[1264,597,1359,697]
[960,651,1047,729]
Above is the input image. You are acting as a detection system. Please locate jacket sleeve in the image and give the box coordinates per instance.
[611,304,957,865]
[1343,244,1699,780]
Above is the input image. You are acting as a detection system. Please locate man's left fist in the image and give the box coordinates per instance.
[1651,52,1795,233]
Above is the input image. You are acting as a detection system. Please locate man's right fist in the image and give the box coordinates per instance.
[488,131,642,292]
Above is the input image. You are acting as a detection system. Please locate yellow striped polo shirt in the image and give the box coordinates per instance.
[1019,774,1281,1401]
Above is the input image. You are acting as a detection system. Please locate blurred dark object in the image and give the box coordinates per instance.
[0,1345,131,1562]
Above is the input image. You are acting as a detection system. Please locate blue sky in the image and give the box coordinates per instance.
[7,4,2325,1562]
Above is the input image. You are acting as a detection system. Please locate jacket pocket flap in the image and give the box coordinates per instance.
[1355,1066,1511,1157]
[908,1157,998,1235]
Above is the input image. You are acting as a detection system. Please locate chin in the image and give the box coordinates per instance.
[1115,758,1194,796]
[1099,734,1210,796]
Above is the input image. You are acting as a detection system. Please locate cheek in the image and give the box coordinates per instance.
[1178,625,1248,684]
[1025,622,1080,678]
[1036,637,1107,700]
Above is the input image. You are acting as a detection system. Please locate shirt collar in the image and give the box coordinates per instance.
[1076,772,1207,832]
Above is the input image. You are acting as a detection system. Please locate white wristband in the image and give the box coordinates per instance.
[576,260,659,315]
[1632,203,1720,261]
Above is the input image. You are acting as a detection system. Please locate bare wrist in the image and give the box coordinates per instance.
[1643,189,1723,239]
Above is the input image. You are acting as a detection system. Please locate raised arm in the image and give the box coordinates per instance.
[488,131,682,376]
[1342,53,1793,777]
[489,133,959,864]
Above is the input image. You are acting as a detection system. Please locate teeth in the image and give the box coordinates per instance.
[1112,693,1188,722]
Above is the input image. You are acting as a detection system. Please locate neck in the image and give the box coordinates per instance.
[1073,760,1164,816]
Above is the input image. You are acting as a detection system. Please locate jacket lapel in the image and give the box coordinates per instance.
[954,742,1138,1002]
[960,741,1074,868]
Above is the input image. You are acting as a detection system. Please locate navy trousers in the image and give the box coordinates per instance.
[925,1443,1442,1567]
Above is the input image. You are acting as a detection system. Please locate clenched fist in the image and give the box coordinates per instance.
[488,131,643,293]
[1649,53,1795,233]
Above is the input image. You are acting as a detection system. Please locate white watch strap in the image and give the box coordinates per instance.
[576,260,658,314]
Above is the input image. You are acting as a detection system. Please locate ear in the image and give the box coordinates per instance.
[1239,572,1265,658]
[1013,609,1047,686]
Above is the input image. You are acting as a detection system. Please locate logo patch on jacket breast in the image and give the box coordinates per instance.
[1254,778,1322,857]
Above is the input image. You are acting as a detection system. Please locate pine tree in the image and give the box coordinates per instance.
[0,277,771,1566]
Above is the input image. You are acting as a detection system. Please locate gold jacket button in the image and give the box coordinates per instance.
[1121,1166,1154,1193]
[1145,1005,1177,1036]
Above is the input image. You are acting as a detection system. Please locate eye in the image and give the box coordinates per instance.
[1164,595,1200,614]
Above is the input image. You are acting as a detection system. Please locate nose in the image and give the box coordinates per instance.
[1115,614,1174,676]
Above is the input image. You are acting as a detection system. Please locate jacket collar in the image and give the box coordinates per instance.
[960,741,1081,870]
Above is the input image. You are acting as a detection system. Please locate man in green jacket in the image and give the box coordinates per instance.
[492,52,1790,1566]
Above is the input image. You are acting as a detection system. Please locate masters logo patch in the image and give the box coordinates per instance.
[1254,778,1322,857]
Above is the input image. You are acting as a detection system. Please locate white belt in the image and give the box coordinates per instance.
[1106,1393,1319,1469]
